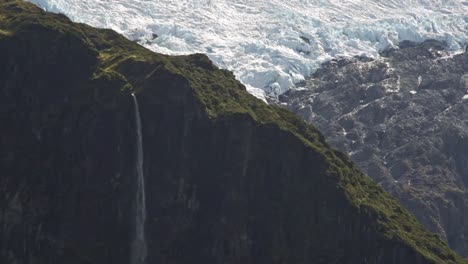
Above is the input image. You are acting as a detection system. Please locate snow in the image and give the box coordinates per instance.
[410,90,417,95]
[28,0,468,99]
[463,94,468,100]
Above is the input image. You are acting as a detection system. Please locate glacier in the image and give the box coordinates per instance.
[28,0,468,100]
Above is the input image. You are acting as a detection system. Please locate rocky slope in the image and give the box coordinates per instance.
[279,40,468,256]
[0,1,465,263]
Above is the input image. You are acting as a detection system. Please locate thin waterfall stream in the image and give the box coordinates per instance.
[131,93,147,264]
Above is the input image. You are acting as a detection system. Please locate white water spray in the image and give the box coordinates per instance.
[131,93,147,264]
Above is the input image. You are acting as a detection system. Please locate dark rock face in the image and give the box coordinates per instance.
[0,27,136,264]
[0,1,465,263]
[279,40,468,256]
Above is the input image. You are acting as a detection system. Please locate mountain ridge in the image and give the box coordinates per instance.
[26,0,468,98]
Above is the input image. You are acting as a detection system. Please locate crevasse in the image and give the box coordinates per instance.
[28,0,468,100]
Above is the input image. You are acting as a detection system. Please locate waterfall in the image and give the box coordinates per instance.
[131,93,147,264]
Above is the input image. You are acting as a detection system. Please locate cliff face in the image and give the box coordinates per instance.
[279,40,468,256]
[0,1,465,263]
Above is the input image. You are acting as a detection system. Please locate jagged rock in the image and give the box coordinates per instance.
[279,39,468,256]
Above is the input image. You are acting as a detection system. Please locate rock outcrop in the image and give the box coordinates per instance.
[0,1,465,263]
[279,39,468,256]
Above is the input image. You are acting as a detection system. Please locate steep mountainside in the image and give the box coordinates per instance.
[279,41,468,256]
[0,1,465,263]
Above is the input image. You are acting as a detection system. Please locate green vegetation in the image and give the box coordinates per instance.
[0,28,11,36]
[0,1,465,263]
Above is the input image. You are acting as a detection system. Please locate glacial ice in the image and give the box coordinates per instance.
[27,0,468,100]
